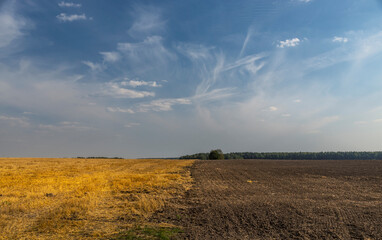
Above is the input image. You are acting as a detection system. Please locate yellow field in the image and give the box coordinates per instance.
[0,158,194,240]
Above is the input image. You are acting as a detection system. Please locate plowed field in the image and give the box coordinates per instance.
[153,160,382,239]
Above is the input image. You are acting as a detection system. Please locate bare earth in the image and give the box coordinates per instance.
[152,160,382,239]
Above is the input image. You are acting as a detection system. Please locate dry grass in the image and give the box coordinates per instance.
[0,158,194,239]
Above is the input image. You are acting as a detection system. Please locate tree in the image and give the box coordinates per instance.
[208,149,224,160]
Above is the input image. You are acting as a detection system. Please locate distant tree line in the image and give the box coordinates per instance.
[77,157,123,159]
[179,151,382,160]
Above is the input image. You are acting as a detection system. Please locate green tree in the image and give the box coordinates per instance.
[208,149,224,160]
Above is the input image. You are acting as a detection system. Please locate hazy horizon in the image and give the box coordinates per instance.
[1,0,382,158]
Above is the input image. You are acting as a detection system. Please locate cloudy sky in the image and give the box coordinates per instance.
[1,0,382,157]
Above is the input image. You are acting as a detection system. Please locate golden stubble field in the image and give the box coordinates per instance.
[0,158,194,239]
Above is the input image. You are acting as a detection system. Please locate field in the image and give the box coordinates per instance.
[154,160,382,239]
[0,158,194,240]
[2,158,382,239]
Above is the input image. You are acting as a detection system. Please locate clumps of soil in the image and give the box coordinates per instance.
[151,160,382,239]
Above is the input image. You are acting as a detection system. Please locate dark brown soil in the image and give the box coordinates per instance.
[151,160,382,239]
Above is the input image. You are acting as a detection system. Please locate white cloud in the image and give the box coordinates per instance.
[373,119,382,123]
[56,13,87,22]
[60,121,80,125]
[0,116,29,127]
[354,121,367,125]
[82,61,103,71]
[282,113,291,117]
[180,46,266,107]
[303,116,339,134]
[176,43,213,60]
[121,80,161,88]
[269,106,278,111]
[138,98,191,112]
[124,122,140,128]
[106,107,134,114]
[117,36,175,63]
[106,97,191,114]
[128,6,165,37]
[239,27,254,57]
[0,3,27,48]
[58,2,81,8]
[189,51,261,100]
[223,54,265,72]
[39,122,91,131]
[193,88,235,102]
[293,99,301,103]
[178,45,265,105]
[103,82,155,98]
[277,38,300,48]
[333,36,348,43]
[195,53,225,95]
[100,51,120,63]
[303,31,382,72]
[0,61,110,124]
[298,0,312,2]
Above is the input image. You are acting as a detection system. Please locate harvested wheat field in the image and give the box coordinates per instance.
[0,158,193,240]
[153,160,382,239]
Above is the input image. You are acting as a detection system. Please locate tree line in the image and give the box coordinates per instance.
[179,151,382,160]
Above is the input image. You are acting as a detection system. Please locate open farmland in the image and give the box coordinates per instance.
[0,158,193,239]
[154,160,382,239]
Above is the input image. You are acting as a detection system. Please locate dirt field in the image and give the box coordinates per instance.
[153,160,382,239]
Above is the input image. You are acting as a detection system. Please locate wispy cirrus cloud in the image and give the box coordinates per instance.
[223,54,265,72]
[99,51,120,63]
[239,27,255,57]
[0,115,30,127]
[176,43,214,60]
[102,82,155,98]
[127,5,166,38]
[0,60,110,123]
[0,2,27,48]
[193,88,236,102]
[303,31,382,72]
[303,116,339,134]
[177,42,266,106]
[121,80,161,88]
[196,53,264,98]
[100,52,121,63]
[82,61,103,71]
[138,98,191,112]
[117,36,175,64]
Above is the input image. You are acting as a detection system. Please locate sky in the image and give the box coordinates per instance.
[1,0,382,158]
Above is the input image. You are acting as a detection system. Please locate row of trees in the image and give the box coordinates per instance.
[180,151,382,160]
[77,156,123,159]
[179,149,224,160]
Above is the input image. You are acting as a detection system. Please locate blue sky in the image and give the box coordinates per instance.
[1,0,382,157]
